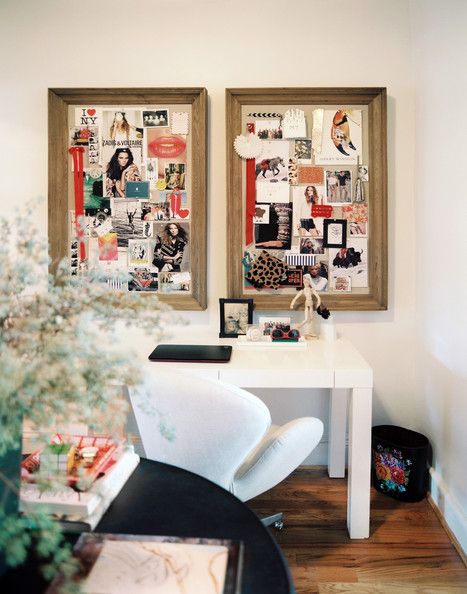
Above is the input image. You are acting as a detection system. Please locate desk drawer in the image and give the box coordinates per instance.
[170,368,219,382]
[219,369,332,388]
[145,362,219,382]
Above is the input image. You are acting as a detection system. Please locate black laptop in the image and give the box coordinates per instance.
[148,344,232,363]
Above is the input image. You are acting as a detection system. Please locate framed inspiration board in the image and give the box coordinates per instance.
[48,87,207,310]
[226,87,387,310]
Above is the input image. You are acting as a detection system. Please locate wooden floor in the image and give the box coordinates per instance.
[248,467,467,594]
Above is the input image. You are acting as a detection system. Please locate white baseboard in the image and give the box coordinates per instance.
[429,467,467,556]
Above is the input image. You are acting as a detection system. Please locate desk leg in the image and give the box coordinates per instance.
[347,387,372,539]
[328,388,347,478]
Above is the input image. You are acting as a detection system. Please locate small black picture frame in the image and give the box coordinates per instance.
[219,298,254,338]
[323,219,347,248]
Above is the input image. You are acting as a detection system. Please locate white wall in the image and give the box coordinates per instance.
[410,0,467,552]
[0,0,417,418]
[2,0,462,545]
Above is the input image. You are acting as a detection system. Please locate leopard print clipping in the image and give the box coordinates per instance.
[246,250,286,289]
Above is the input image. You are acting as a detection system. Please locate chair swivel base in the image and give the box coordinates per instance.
[261,512,284,530]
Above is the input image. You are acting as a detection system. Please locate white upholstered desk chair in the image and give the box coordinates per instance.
[129,369,323,527]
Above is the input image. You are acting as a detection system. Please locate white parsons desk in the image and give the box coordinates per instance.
[144,337,373,539]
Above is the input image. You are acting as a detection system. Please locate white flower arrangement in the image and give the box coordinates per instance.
[0,205,180,590]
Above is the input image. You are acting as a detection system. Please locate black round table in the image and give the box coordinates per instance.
[1,458,294,594]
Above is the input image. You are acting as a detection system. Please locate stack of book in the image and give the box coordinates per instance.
[20,446,140,532]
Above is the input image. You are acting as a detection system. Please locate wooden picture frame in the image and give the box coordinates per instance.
[219,298,253,338]
[226,87,387,311]
[48,87,207,310]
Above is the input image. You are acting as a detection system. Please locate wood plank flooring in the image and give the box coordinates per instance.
[248,467,467,594]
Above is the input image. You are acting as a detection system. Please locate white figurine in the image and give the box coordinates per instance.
[290,273,322,339]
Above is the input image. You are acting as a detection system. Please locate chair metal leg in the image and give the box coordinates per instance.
[261,512,284,530]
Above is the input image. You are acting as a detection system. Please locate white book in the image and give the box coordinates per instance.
[236,336,307,349]
[20,483,101,517]
[59,449,140,531]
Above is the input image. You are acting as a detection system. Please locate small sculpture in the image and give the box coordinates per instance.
[290,273,331,339]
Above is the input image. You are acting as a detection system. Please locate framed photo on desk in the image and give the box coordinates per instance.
[219,298,253,338]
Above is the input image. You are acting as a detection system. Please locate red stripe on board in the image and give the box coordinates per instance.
[245,158,256,246]
[69,146,86,261]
